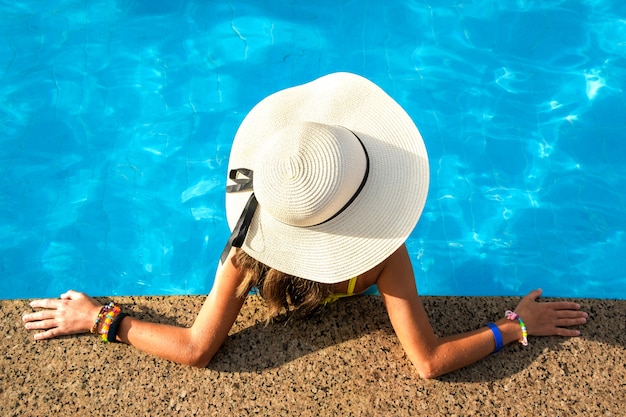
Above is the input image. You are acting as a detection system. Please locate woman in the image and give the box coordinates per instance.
[22,73,587,379]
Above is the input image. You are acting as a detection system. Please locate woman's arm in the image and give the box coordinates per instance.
[22,250,245,368]
[376,245,588,379]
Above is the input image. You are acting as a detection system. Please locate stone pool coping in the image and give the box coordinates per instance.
[2,295,624,416]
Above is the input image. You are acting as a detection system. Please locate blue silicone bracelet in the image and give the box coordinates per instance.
[486,322,503,353]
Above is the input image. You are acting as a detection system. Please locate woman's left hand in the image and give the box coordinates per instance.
[513,288,588,337]
[22,290,103,340]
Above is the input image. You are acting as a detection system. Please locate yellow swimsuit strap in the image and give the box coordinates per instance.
[346,276,357,295]
[322,276,358,305]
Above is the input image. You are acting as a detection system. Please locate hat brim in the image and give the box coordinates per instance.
[225,72,429,283]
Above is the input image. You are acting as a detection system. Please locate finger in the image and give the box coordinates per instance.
[523,288,543,302]
[555,309,588,319]
[29,298,62,309]
[24,318,57,331]
[554,327,581,337]
[33,328,63,341]
[61,289,83,300]
[22,309,58,323]
[555,316,588,327]
[548,301,582,311]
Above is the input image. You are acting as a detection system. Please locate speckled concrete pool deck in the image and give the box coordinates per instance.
[2,295,624,416]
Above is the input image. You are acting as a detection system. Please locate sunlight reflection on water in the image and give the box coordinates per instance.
[1,0,624,299]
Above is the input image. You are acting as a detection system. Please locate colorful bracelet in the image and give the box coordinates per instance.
[486,322,504,353]
[505,310,529,346]
[98,304,122,343]
[90,302,115,334]
[107,312,129,343]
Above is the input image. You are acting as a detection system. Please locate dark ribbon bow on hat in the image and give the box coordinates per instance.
[219,168,258,264]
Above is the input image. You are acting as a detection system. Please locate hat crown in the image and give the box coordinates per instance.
[254,122,368,227]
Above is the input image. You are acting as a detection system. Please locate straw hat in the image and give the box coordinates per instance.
[221,72,429,283]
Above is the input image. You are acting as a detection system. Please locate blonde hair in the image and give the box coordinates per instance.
[235,249,333,322]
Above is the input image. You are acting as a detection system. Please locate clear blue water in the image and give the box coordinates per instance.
[1,0,625,300]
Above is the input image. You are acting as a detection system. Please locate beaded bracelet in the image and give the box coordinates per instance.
[90,302,115,334]
[486,322,504,353]
[505,310,529,346]
[98,304,122,343]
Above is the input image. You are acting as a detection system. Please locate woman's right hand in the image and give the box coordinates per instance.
[22,290,103,340]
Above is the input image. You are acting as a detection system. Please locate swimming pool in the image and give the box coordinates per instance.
[1,0,625,300]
